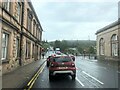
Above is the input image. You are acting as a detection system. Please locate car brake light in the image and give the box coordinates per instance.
[51,63,54,66]
[71,63,75,67]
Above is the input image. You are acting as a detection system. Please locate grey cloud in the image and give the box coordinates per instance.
[32,1,118,41]
[35,2,117,22]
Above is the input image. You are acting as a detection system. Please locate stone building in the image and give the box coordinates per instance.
[96,21,120,61]
[0,0,43,74]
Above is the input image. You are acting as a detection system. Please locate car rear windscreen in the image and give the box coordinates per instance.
[52,57,72,62]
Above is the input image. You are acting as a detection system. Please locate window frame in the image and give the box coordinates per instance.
[16,2,21,23]
[26,40,31,59]
[99,38,105,55]
[33,20,36,35]
[1,33,9,61]
[27,9,32,32]
[16,37,20,58]
[2,0,11,12]
[111,34,118,57]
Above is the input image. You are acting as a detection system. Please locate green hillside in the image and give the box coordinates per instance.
[48,40,96,54]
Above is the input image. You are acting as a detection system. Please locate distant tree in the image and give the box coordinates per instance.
[54,40,61,50]
[48,40,96,54]
[42,41,49,52]
[61,40,68,52]
[77,46,83,54]
[88,46,96,54]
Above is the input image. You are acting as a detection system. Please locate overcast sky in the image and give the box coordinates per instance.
[31,0,119,41]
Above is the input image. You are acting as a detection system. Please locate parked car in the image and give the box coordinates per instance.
[46,51,56,67]
[49,56,76,81]
[47,54,56,67]
[68,54,75,61]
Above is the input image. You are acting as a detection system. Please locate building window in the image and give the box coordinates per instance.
[38,31,39,39]
[16,2,21,22]
[16,38,20,57]
[33,20,36,35]
[111,34,118,56]
[36,24,38,37]
[39,31,42,41]
[1,33,9,60]
[27,9,32,32]
[26,41,31,58]
[37,29,39,38]
[32,44,34,58]
[99,38,105,55]
[2,0,10,12]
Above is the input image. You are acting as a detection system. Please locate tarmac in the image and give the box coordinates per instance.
[2,58,46,89]
[1,55,119,89]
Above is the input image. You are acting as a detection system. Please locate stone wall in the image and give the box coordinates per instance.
[1,1,42,74]
[96,23,119,61]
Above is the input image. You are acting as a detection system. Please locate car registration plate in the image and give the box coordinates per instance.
[59,67,68,69]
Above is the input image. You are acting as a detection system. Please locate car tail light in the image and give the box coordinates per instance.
[51,63,54,67]
[71,63,75,67]
[50,62,57,67]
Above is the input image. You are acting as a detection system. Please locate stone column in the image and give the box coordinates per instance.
[21,36,25,65]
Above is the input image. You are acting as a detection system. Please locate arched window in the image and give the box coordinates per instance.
[111,34,118,56]
[99,38,105,55]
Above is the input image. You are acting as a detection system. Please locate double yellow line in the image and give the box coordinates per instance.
[25,62,46,90]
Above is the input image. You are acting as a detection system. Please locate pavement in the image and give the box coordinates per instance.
[78,56,119,67]
[2,58,46,89]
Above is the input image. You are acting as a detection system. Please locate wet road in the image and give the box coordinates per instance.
[31,56,119,88]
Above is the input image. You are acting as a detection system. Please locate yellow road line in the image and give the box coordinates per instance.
[27,71,39,86]
[27,63,46,90]
[28,65,45,90]
[28,67,44,90]
[27,63,45,86]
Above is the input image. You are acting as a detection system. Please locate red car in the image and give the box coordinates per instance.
[49,56,76,80]
[69,54,75,61]
[47,56,52,67]
[47,54,56,67]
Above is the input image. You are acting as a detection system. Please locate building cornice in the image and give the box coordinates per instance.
[28,1,43,32]
[96,20,120,35]
[1,17,21,34]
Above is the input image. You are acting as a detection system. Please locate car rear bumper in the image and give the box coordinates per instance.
[49,69,76,76]
[53,70,74,75]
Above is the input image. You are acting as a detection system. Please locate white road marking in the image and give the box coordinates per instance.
[76,77,84,87]
[80,73,100,88]
[82,71,104,85]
